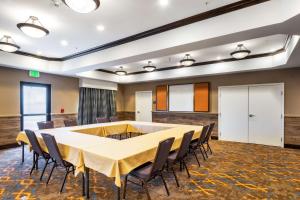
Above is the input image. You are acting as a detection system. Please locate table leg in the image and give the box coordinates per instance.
[116,186,120,200]
[21,142,25,164]
[84,167,90,199]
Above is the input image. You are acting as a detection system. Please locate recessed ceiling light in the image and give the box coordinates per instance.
[63,0,100,13]
[96,25,105,31]
[61,40,68,46]
[115,66,127,76]
[217,56,221,60]
[37,51,42,55]
[231,44,251,59]
[0,35,20,52]
[159,0,169,6]
[17,16,49,38]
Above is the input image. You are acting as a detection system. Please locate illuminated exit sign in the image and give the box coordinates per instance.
[29,70,40,78]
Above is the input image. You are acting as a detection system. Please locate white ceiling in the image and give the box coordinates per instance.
[0,0,300,84]
[0,0,239,58]
[103,34,288,73]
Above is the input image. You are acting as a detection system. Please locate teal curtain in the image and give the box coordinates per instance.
[78,87,116,125]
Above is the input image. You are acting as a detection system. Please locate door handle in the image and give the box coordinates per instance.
[137,111,140,114]
[249,114,255,117]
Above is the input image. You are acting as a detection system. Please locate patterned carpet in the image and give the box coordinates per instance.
[0,140,299,200]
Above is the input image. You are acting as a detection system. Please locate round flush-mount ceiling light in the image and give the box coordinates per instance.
[63,0,100,13]
[115,66,127,76]
[143,61,156,72]
[180,54,196,66]
[17,16,49,38]
[0,35,20,52]
[231,44,251,59]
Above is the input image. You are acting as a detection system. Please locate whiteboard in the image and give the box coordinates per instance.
[169,84,194,111]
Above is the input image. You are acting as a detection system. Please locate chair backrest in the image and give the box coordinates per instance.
[25,129,45,157]
[198,125,210,145]
[109,116,118,122]
[37,121,54,130]
[205,123,215,142]
[41,133,65,166]
[96,117,109,123]
[151,137,175,175]
[176,131,194,160]
[64,119,78,127]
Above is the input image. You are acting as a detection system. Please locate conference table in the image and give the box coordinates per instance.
[16,121,203,199]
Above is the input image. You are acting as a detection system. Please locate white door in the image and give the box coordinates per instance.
[219,86,249,143]
[249,84,284,147]
[135,91,152,122]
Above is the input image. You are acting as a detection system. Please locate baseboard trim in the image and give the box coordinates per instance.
[211,136,218,140]
[284,144,300,149]
[0,143,20,150]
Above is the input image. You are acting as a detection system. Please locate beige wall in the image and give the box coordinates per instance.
[119,68,300,116]
[0,66,79,116]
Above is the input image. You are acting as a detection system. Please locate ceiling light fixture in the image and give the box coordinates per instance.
[0,35,20,52]
[63,0,100,13]
[115,66,127,76]
[231,44,251,59]
[143,61,156,72]
[17,16,49,38]
[180,54,196,66]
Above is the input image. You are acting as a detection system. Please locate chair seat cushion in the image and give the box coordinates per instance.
[130,162,153,180]
[167,151,178,163]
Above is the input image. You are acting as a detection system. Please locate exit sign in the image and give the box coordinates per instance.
[29,70,40,78]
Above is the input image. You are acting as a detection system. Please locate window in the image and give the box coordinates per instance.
[20,82,51,130]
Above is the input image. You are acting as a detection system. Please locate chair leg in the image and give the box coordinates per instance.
[192,149,201,167]
[170,167,180,187]
[123,175,128,199]
[60,168,70,193]
[198,146,207,160]
[82,173,85,196]
[160,173,170,196]
[142,181,151,200]
[30,153,38,176]
[182,160,191,178]
[40,158,49,181]
[207,142,213,154]
[201,144,209,158]
[47,163,56,185]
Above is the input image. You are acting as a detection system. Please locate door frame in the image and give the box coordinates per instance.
[218,83,284,147]
[135,91,153,122]
[20,81,52,131]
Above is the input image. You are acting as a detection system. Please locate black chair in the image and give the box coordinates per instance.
[204,123,215,155]
[41,133,84,193]
[189,125,210,164]
[37,121,54,130]
[109,116,118,122]
[63,119,78,127]
[123,137,175,200]
[25,130,52,181]
[167,131,194,187]
[96,117,109,123]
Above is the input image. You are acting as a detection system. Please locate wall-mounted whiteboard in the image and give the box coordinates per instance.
[169,84,194,111]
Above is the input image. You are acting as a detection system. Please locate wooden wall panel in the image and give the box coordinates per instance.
[51,113,77,128]
[156,85,168,111]
[194,83,209,112]
[0,116,20,146]
[284,116,300,146]
[152,112,218,137]
[117,112,135,121]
